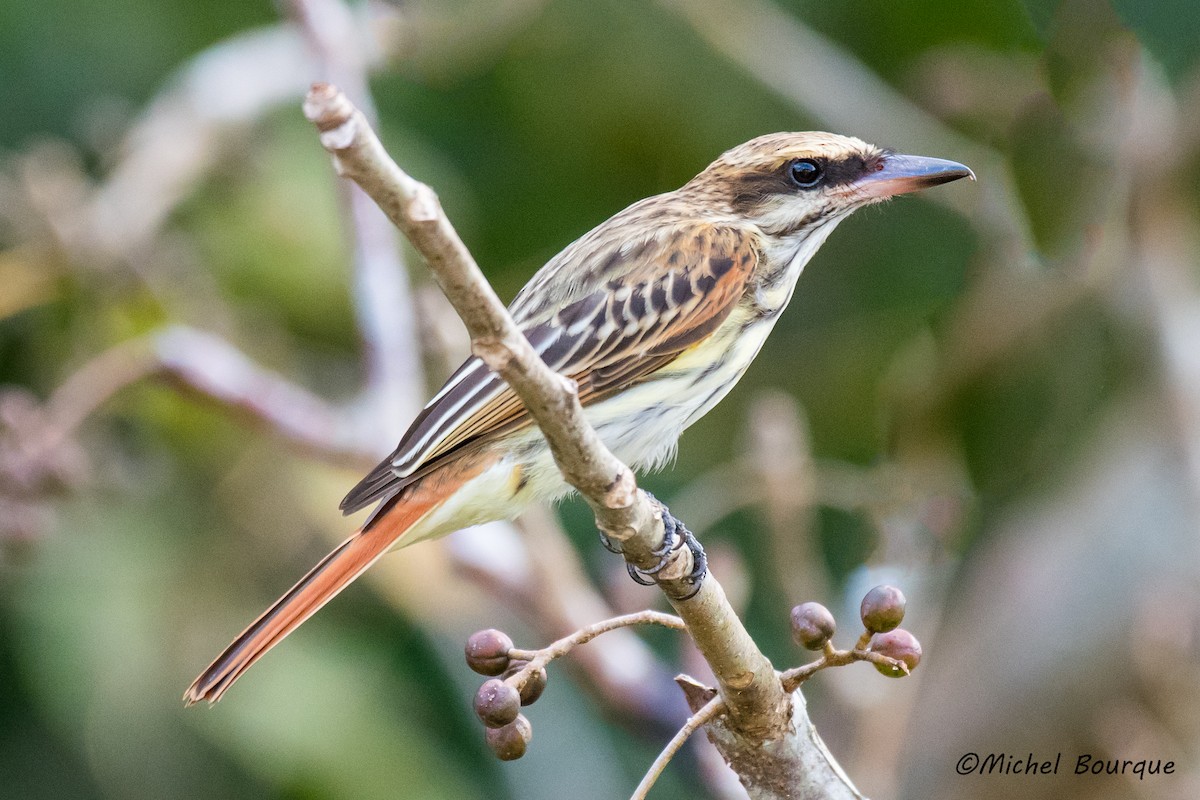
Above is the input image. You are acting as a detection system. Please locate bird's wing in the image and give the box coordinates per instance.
[340,222,759,515]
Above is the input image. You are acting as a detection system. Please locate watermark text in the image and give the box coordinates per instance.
[956,752,1175,780]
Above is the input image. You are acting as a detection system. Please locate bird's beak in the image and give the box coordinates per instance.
[851,153,975,200]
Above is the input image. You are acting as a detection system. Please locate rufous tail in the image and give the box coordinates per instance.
[184,464,473,705]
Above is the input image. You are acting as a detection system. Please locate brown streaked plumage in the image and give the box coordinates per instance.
[186,133,973,704]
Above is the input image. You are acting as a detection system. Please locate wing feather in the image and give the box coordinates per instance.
[341,223,758,516]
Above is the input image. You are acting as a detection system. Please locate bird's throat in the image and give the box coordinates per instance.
[753,214,847,317]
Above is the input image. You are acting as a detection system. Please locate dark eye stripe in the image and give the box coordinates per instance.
[728,151,886,213]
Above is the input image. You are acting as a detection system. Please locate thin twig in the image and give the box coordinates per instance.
[779,648,908,694]
[507,610,685,665]
[631,696,725,800]
[501,610,689,724]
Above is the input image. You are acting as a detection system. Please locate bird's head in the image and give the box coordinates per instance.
[686,132,974,238]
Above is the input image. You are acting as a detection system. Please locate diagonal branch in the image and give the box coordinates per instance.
[22,327,374,466]
[150,325,376,465]
[302,84,668,565]
[632,695,726,800]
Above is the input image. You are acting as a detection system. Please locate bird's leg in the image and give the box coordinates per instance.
[624,493,708,599]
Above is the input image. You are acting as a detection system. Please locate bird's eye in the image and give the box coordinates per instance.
[789,158,824,189]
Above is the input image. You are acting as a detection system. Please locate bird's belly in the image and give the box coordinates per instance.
[584,307,780,471]
[403,309,782,545]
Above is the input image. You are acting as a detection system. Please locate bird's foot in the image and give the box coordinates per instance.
[625,494,707,599]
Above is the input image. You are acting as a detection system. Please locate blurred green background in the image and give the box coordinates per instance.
[2,1,1199,799]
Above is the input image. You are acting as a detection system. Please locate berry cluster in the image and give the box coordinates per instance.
[465,629,547,761]
[464,585,921,762]
[790,584,922,678]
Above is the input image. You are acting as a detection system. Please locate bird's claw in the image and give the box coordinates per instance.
[597,530,624,555]
[624,494,707,599]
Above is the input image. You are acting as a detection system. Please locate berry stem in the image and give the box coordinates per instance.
[505,610,685,692]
